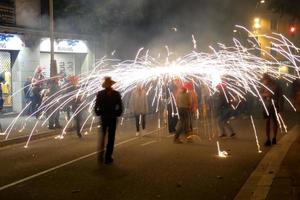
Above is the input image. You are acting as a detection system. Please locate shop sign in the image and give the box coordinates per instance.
[0,34,24,50]
[40,38,88,53]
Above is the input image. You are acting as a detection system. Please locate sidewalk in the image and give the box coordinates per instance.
[266,124,300,200]
[234,112,300,200]
[0,114,67,147]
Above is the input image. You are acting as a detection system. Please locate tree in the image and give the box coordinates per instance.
[267,0,300,20]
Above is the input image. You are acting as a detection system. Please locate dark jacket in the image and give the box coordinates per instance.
[94,89,123,118]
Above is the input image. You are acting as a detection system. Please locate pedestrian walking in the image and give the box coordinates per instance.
[167,78,181,134]
[174,85,192,143]
[129,84,148,136]
[94,77,123,164]
[260,74,283,146]
[215,83,236,138]
[31,81,42,118]
[184,82,199,132]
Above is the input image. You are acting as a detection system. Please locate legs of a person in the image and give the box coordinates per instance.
[272,114,278,144]
[106,117,117,160]
[141,114,146,130]
[266,117,271,140]
[98,119,108,162]
[181,108,190,134]
[75,113,81,137]
[169,115,178,133]
[225,120,235,136]
[135,114,140,132]
[174,120,182,140]
[54,110,61,128]
[48,110,54,128]
[66,106,71,121]
[174,108,185,141]
[218,115,226,136]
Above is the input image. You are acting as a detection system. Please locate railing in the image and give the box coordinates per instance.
[0,4,16,26]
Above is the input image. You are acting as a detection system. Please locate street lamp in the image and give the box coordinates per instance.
[254,18,261,30]
[49,0,57,78]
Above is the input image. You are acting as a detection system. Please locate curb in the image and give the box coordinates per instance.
[0,130,59,148]
[234,124,299,200]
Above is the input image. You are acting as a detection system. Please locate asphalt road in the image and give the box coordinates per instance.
[0,113,298,200]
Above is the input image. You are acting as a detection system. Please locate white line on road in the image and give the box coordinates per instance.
[0,129,160,191]
[141,140,156,146]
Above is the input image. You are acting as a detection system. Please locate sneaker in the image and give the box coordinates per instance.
[230,133,236,137]
[264,140,271,146]
[219,134,227,138]
[272,138,277,145]
[135,132,140,136]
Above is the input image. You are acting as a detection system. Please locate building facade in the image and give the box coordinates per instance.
[0,0,102,113]
[251,0,300,65]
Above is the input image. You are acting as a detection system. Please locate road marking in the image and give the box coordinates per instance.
[234,124,299,200]
[0,129,160,191]
[141,140,156,146]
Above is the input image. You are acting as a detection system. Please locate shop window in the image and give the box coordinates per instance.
[0,51,12,109]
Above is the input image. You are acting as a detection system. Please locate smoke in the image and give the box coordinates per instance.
[52,0,257,58]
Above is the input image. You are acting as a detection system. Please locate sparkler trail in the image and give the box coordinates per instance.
[2,26,299,148]
[250,115,262,153]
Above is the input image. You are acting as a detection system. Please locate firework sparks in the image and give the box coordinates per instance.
[1,26,299,149]
[217,141,228,158]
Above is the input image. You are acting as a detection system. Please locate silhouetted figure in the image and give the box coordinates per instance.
[260,74,283,146]
[31,82,42,118]
[72,92,83,138]
[23,76,32,115]
[167,78,181,133]
[129,84,148,136]
[94,77,123,164]
[174,86,192,143]
[215,83,236,137]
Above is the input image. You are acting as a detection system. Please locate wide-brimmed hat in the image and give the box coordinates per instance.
[102,76,116,88]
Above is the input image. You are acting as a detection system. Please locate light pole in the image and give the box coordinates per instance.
[49,0,57,77]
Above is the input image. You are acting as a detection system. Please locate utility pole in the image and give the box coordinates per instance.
[49,0,57,77]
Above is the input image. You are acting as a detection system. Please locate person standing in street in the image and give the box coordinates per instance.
[174,85,192,143]
[260,73,283,146]
[23,76,32,115]
[129,84,148,136]
[215,83,236,138]
[94,77,123,164]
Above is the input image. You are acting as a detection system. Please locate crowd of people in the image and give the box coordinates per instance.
[20,71,300,165]
[23,68,83,138]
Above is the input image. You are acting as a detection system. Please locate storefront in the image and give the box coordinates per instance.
[0,33,24,112]
[39,38,88,78]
